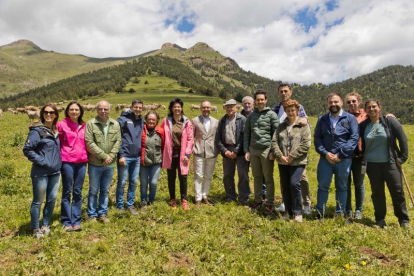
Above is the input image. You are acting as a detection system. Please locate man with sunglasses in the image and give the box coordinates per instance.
[85,100,121,223]
[272,83,312,215]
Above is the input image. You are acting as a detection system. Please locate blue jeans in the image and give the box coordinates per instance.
[30,174,61,229]
[139,164,161,203]
[116,157,140,209]
[87,165,114,217]
[316,157,352,216]
[346,157,365,213]
[61,162,87,227]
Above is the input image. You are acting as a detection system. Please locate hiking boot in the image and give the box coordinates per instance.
[354,210,363,220]
[41,226,50,235]
[140,202,148,211]
[250,201,263,210]
[98,214,110,224]
[195,201,202,207]
[72,225,82,231]
[182,199,190,210]
[294,215,303,223]
[170,199,177,210]
[33,229,44,239]
[374,220,386,228]
[128,207,139,216]
[303,206,311,215]
[277,203,285,212]
[202,198,212,205]
[264,205,273,216]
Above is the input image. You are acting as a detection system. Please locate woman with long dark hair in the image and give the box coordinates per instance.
[161,98,194,210]
[360,99,410,228]
[57,101,88,231]
[23,103,62,238]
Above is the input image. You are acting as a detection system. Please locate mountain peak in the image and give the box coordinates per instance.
[161,43,186,51]
[186,42,215,53]
[0,39,39,49]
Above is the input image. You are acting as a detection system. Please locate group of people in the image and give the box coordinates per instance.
[22,83,411,238]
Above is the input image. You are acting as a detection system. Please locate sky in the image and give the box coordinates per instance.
[0,0,413,84]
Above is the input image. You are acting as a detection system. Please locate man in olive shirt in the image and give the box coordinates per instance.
[85,100,121,223]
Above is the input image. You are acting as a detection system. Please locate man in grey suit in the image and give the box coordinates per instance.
[192,100,219,206]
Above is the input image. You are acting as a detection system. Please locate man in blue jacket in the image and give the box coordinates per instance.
[116,99,144,215]
[314,93,359,218]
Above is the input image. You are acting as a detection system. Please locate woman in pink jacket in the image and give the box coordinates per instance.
[57,101,88,231]
[161,98,194,210]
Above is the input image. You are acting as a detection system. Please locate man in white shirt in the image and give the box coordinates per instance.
[192,100,219,206]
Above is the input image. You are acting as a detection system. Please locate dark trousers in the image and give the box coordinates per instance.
[366,162,409,223]
[167,156,188,201]
[279,164,305,216]
[223,154,250,202]
[61,162,87,227]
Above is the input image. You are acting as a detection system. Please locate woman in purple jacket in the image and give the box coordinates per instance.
[57,101,88,231]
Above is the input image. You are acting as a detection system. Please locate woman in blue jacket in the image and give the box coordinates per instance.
[23,103,62,238]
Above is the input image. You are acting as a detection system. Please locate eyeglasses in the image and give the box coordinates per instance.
[279,90,290,93]
[97,108,109,111]
[347,100,357,104]
[44,111,56,115]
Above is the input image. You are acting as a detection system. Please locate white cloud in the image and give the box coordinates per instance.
[0,0,413,84]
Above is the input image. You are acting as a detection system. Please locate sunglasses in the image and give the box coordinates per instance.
[347,100,357,104]
[44,111,56,115]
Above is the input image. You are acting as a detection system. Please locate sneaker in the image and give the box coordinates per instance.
[97,214,110,224]
[41,226,50,235]
[250,201,263,210]
[33,229,44,239]
[346,210,353,218]
[303,206,311,215]
[63,225,73,232]
[202,198,212,206]
[294,215,303,223]
[88,216,97,223]
[354,210,363,220]
[182,199,190,210]
[374,220,386,228]
[117,207,126,212]
[282,213,290,221]
[264,205,273,216]
[400,221,412,229]
[127,207,139,216]
[140,202,148,211]
[195,201,202,207]
[170,199,177,210]
[72,225,82,231]
[277,203,285,212]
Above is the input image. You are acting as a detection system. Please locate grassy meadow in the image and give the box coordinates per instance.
[1,75,414,274]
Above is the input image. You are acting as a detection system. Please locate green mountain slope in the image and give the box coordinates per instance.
[0,39,154,97]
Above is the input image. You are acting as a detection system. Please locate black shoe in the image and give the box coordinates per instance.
[225,198,236,203]
[263,205,273,216]
[250,201,263,210]
[374,220,386,228]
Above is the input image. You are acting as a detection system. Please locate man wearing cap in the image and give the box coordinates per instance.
[216,99,250,205]
[272,83,312,214]
[244,90,279,215]
[192,100,219,206]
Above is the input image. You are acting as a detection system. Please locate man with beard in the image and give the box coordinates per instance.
[314,93,359,218]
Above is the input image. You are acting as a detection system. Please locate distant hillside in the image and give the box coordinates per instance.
[2,39,414,123]
[0,39,154,97]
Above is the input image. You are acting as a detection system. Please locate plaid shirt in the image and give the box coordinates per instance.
[272,102,311,128]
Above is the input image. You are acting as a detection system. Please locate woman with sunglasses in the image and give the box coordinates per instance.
[23,103,62,238]
[344,92,366,219]
[57,101,88,231]
[360,99,410,228]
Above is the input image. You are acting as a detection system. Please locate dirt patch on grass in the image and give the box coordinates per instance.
[165,252,192,270]
[360,246,392,264]
[85,233,101,243]
[0,229,18,238]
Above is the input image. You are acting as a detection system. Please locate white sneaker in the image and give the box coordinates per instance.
[41,226,50,235]
[303,206,311,215]
[294,215,303,223]
[277,203,285,212]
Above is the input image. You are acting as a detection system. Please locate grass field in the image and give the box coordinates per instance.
[1,81,414,275]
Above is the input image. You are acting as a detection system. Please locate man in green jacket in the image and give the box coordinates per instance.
[85,100,121,223]
[244,90,279,215]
